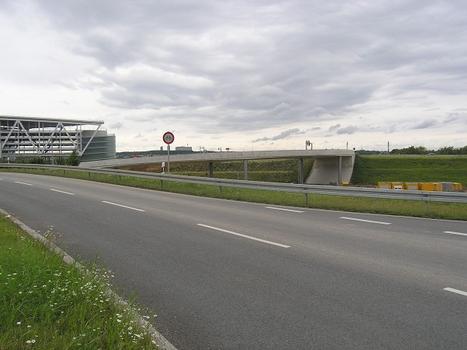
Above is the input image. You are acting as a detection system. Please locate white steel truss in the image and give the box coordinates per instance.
[0,116,103,159]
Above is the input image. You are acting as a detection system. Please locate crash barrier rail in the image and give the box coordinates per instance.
[1,163,467,204]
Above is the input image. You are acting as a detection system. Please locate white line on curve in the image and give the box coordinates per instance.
[444,231,467,237]
[340,216,392,225]
[50,188,75,196]
[265,206,304,213]
[14,181,32,186]
[101,200,145,212]
[443,287,467,297]
[197,223,291,248]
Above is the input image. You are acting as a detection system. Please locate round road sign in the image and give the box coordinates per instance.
[162,131,174,145]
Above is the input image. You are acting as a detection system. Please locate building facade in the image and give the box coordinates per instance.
[0,115,116,162]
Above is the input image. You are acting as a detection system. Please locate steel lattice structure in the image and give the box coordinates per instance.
[0,115,104,160]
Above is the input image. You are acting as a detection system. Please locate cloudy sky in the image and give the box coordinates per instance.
[1,0,466,151]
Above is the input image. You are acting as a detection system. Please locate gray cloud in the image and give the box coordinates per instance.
[445,113,466,123]
[336,125,359,135]
[2,0,467,137]
[252,128,306,143]
[328,124,341,132]
[109,121,123,129]
[411,119,438,130]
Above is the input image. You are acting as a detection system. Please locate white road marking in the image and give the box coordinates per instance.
[444,230,467,237]
[101,200,145,212]
[197,223,291,248]
[50,188,75,196]
[443,287,467,297]
[14,181,32,186]
[340,216,391,225]
[265,206,304,213]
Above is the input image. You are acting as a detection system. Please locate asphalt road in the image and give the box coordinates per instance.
[1,172,467,350]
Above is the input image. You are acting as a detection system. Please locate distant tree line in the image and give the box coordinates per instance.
[390,146,467,155]
[356,146,467,155]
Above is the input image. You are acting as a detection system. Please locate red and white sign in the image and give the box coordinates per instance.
[162,131,174,145]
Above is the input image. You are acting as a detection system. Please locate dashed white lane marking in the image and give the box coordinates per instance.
[14,181,32,186]
[101,200,145,212]
[266,206,304,213]
[197,223,291,248]
[444,231,467,237]
[340,216,391,225]
[443,287,467,297]
[50,188,75,196]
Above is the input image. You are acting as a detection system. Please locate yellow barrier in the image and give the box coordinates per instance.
[377,181,463,192]
[419,182,443,192]
[404,182,420,190]
[377,182,391,189]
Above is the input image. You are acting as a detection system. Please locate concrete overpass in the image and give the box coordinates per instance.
[80,149,355,185]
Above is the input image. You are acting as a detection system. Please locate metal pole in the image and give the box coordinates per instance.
[167,145,170,173]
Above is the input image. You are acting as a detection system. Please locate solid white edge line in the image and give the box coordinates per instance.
[0,208,177,350]
[265,206,304,213]
[14,181,33,186]
[444,230,467,237]
[443,287,467,297]
[101,200,145,212]
[50,188,75,196]
[340,216,391,225]
[197,223,291,248]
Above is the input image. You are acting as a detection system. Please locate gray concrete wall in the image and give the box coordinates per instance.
[306,155,355,185]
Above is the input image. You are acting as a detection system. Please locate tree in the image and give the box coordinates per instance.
[66,150,80,166]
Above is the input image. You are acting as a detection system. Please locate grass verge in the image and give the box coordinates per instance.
[1,167,467,221]
[0,214,157,350]
[351,154,467,187]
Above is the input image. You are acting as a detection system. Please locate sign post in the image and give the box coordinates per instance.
[162,131,175,173]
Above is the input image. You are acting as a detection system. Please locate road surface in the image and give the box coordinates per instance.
[1,173,466,349]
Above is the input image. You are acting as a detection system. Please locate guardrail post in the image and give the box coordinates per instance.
[243,160,248,180]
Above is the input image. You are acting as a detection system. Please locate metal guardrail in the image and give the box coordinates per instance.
[1,163,466,203]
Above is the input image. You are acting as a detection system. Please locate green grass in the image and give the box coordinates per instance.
[0,215,157,350]
[351,155,467,187]
[1,167,467,220]
[118,158,313,183]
